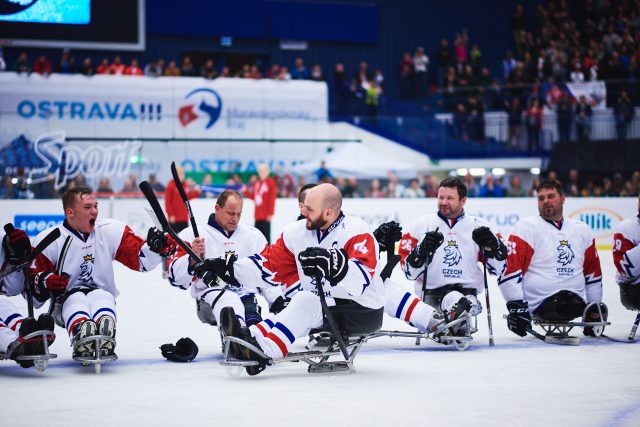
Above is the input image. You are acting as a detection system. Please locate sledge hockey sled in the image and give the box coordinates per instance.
[72,334,118,374]
[0,329,57,372]
[220,330,374,375]
[531,302,611,346]
[374,313,475,351]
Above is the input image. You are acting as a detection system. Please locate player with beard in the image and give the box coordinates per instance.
[193,183,384,375]
[30,187,177,359]
[499,180,604,337]
[396,177,507,339]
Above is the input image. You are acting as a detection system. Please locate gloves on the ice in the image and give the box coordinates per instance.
[146,227,177,257]
[373,221,402,253]
[472,226,507,261]
[298,247,349,286]
[583,302,608,337]
[407,230,444,268]
[160,337,198,362]
[32,271,69,302]
[2,224,31,265]
[193,256,236,287]
[506,299,532,337]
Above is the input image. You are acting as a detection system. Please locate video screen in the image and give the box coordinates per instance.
[0,0,90,25]
[0,0,144,50]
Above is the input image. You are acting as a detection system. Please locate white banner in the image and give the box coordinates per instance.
[0,73,328,140]
[2,197,635,250]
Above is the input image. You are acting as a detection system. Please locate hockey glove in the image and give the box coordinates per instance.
[407,230,444,269]
[193,257,235,287]
[160,337,199,362]
[472,226,507,261]
[506,300,532,337]
[583,302,608,336]
[373,221,402,253]
[2,225,31,265]
[146,227,178,257]
[269,296,290,314]
[298,247,349,286]
[32,271,69,303]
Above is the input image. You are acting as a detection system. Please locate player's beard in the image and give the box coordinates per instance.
[306,215,326,230]
[540,204,559,221]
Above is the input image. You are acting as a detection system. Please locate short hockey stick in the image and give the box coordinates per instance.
[139,180,203,264]
[171,161,199,237]
[0,227,61,280]
[145,207,170,279]
[482,251,495,347]
[629,312,640,340]
[315,274,350,361]
[416,227,439,346]
[48,235,72,315]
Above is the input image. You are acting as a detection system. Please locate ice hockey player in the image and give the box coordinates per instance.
[613,193,640,313]
[194,183,384,375]
[499,180,604,337]
[397,177,507,337]
[168,190,282,331]
[0,225,55,367]
[373,220,472,338]
[31,187,177,359]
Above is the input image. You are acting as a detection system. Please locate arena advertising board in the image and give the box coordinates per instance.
[0,74,330,190]
[2,197,635,249]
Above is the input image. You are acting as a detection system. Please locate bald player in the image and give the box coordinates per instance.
[195,183,384,375]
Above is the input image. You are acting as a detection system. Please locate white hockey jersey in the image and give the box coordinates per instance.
[398,212,505,294]
[613,215,640,285]
[499,216,602,311]
[234,213,384,309]
[168,215,278,301]
[31,219,162,298]
[0,230,26,297]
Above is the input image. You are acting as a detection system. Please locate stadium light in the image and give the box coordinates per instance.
[456,168,468,176]
[530,167,541,175]
[469,168,486,177]
[491,168,506,176]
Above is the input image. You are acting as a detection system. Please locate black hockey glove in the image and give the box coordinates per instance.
[373,221,402,253]
[146,227,177,257]
[506,300,532,337]
[2,224,31,265]
[298,247,349,286]
[406,230,444,269]
[472,226,507,261]
[583,302,608,336]
[31,271,69,303]
[193,256,235,287]
[269,296,290,314]
[160,337,199,362]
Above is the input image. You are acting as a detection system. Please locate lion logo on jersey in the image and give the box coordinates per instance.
[443,240,462,267]
[78,254,95,284]
[556,240,575,266]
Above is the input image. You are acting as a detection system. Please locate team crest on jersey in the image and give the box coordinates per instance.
[556,240,575,266]
[443,240,462,267]
[78,254,95,284]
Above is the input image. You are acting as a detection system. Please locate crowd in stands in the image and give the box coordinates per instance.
[2,165,638,200]
[3,1,640,131]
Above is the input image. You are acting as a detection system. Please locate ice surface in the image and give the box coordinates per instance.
[2,251,639,427]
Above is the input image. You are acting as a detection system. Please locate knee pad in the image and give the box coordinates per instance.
[620,283,640,311]
[535,290,586,321]
[196,299,217,326]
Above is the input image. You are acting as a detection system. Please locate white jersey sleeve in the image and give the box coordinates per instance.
[613,216,640,285]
